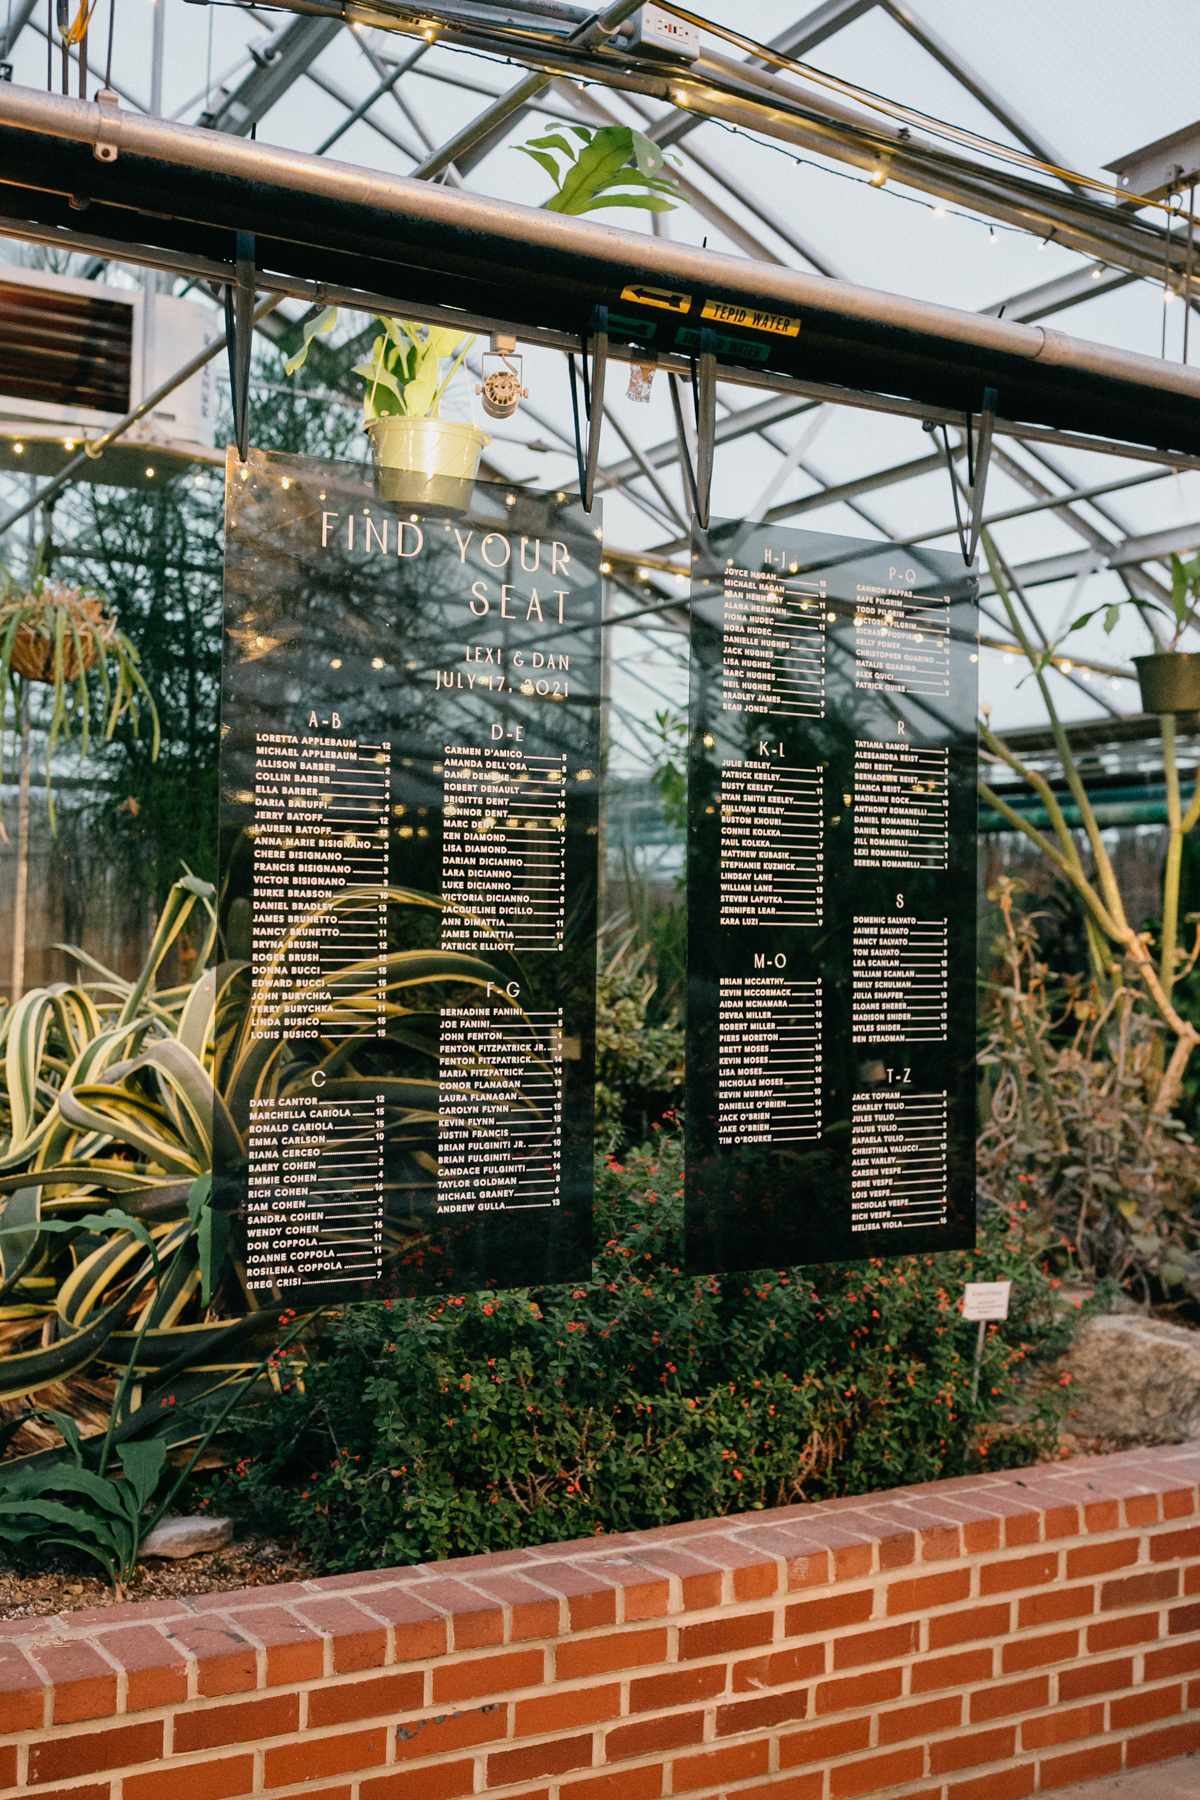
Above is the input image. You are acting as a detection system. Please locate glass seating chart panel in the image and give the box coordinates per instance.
[217,450,602,1302]
[685,523,977,1273]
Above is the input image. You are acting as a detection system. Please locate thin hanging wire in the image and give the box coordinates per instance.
[1187,186,1196,367]
[104,0,115,88]
[1163,201,1176,360]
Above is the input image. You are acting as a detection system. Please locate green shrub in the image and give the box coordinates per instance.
[212,1134,1078,1572]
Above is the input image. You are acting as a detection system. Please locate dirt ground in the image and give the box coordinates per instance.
[0,1529,312,1620]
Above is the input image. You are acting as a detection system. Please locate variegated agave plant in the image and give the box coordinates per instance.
[0,872,502,1466]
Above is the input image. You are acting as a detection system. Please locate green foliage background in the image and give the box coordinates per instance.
[206,1134,1076,1572]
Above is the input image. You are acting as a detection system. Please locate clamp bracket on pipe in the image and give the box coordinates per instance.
[225,231,256,463]
[568,304,608,512]
[93,88,120,164]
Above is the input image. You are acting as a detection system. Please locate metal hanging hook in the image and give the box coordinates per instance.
[669,325,717,530]
[926,384,996,567]
[567,303,608,512]
[224,230,255,464]
[694,325,717,531]
[967,386,998,566]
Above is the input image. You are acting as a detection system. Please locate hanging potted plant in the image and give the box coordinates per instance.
[0,573,159,828]
[1062,551,1200,713]
[287,313,486,511]
[354,321,488,511]
[284,126,681,508]
[1135,553,1200,711]
[0,570,159,1004]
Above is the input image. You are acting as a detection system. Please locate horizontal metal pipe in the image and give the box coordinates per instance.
[173,0,1192,288]
[8,210,1197,478]
[4,82,1200,413]
[979,798,1173,832]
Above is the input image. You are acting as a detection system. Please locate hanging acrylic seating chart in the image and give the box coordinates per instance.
[684,520,979,1272]
[215,449,603,1301]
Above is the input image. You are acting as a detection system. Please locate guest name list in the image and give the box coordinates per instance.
[219,453,602,1298]
[686,528,976,1271]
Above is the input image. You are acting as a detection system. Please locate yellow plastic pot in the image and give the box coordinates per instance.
[364,415,491,513]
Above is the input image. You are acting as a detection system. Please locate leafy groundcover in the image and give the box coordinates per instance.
[209,1133,1078,1572]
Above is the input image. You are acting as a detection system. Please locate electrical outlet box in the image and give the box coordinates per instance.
[629,4,700,61]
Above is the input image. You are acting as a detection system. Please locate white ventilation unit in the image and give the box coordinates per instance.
[0,265,222,486]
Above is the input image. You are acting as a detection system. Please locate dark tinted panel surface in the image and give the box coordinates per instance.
[216,449,602,1301]
[684,521,978,1272]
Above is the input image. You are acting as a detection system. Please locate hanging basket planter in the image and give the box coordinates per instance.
[1133,652,1200,714]
[6,589,113,683]
[364,416,491,513]
[0,580,159,830]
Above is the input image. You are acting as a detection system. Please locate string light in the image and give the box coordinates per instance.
[655,2,1176,215]
[710,119,1035,249]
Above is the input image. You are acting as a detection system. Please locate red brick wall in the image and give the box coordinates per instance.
[4,1443,1200,1800]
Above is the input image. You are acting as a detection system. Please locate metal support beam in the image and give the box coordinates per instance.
[674,137,846,278]
[314,42,426,156]
[762,446,962,526]
[412,0,644,181]
[1,0,39,59]
[134,0,1200,293]
[583,393,818,490]
[900,466,1172,546]
[304,63,423,160]
[613,89,845,277]
[879,1,1075,183]
[656,51,1186,287]
[978,520,1200,594]
[202,18,342,134]
[652,0,877,149]
[981,266,1138,323]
